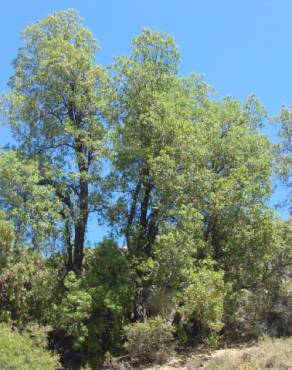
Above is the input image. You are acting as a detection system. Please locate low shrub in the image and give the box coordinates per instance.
[124,316,174,365]
[0,322,60,369]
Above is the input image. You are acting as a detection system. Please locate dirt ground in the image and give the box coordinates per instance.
[141,344,256,370]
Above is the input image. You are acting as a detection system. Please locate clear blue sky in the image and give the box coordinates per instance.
[0,0,290,242]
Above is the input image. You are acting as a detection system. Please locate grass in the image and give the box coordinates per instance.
[205,336,292,370]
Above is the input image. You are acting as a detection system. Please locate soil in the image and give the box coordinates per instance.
[141,343,256,370]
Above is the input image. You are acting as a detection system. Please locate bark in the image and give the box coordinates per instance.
[126,180,142,253]
[64,220,73,271]
[72,136,90,274]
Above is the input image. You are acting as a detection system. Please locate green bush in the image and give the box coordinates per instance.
[0,247,58,326]
[83,240,134,364]
[177,265,225,335]
[53,271,92,350]
[124,316,174,365]
[0,323,60,369]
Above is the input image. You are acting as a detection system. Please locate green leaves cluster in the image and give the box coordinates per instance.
[0,247,58,325]
[54,271,92,349]
[0,151,60,249]
[0,323,60,369]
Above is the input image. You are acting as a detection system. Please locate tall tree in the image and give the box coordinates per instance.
[2,10,109,272]
[109,29,207,258]
[192,96,273,286]
[108,29,274,319]
[108,29,224,321]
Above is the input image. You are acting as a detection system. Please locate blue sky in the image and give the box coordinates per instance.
[0,0,290,242]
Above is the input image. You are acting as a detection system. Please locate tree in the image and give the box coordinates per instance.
[108,29,212,318]
[108,29,274,325]
[192,96,273,286]
[276,107,292,212]
[2,10,109,272]
[109,29,208,257]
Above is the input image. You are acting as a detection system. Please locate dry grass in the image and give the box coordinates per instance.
[204,336,292,370]
[137,336,292,369]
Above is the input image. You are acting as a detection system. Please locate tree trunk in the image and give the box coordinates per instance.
[72,133,90,273]
[72,171,89,273]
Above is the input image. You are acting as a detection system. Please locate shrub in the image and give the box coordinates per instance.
[178,266,225,334]
[83,240,134,364]
[124,316,174,365]
[53,271,92,350]
[0,323,60,369]
[224,284,286,339]
[0,247,58,326]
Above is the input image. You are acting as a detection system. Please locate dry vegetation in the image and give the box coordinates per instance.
[132,337,292,370]
[205,337,292,370]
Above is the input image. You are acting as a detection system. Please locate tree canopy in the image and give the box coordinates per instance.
[3,9,109,272]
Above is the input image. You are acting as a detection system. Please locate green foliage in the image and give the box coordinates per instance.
[276,107,292,210]
[177,264,225,335]
[124,316,174,365]
[0,247,58,326]
[54,271,92,349]
[0,212,14,269]
[0,151,60,249]
[85,240,133,316]
[223,217,292,339]
[0,323,60,369]
[83,240,134,365]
